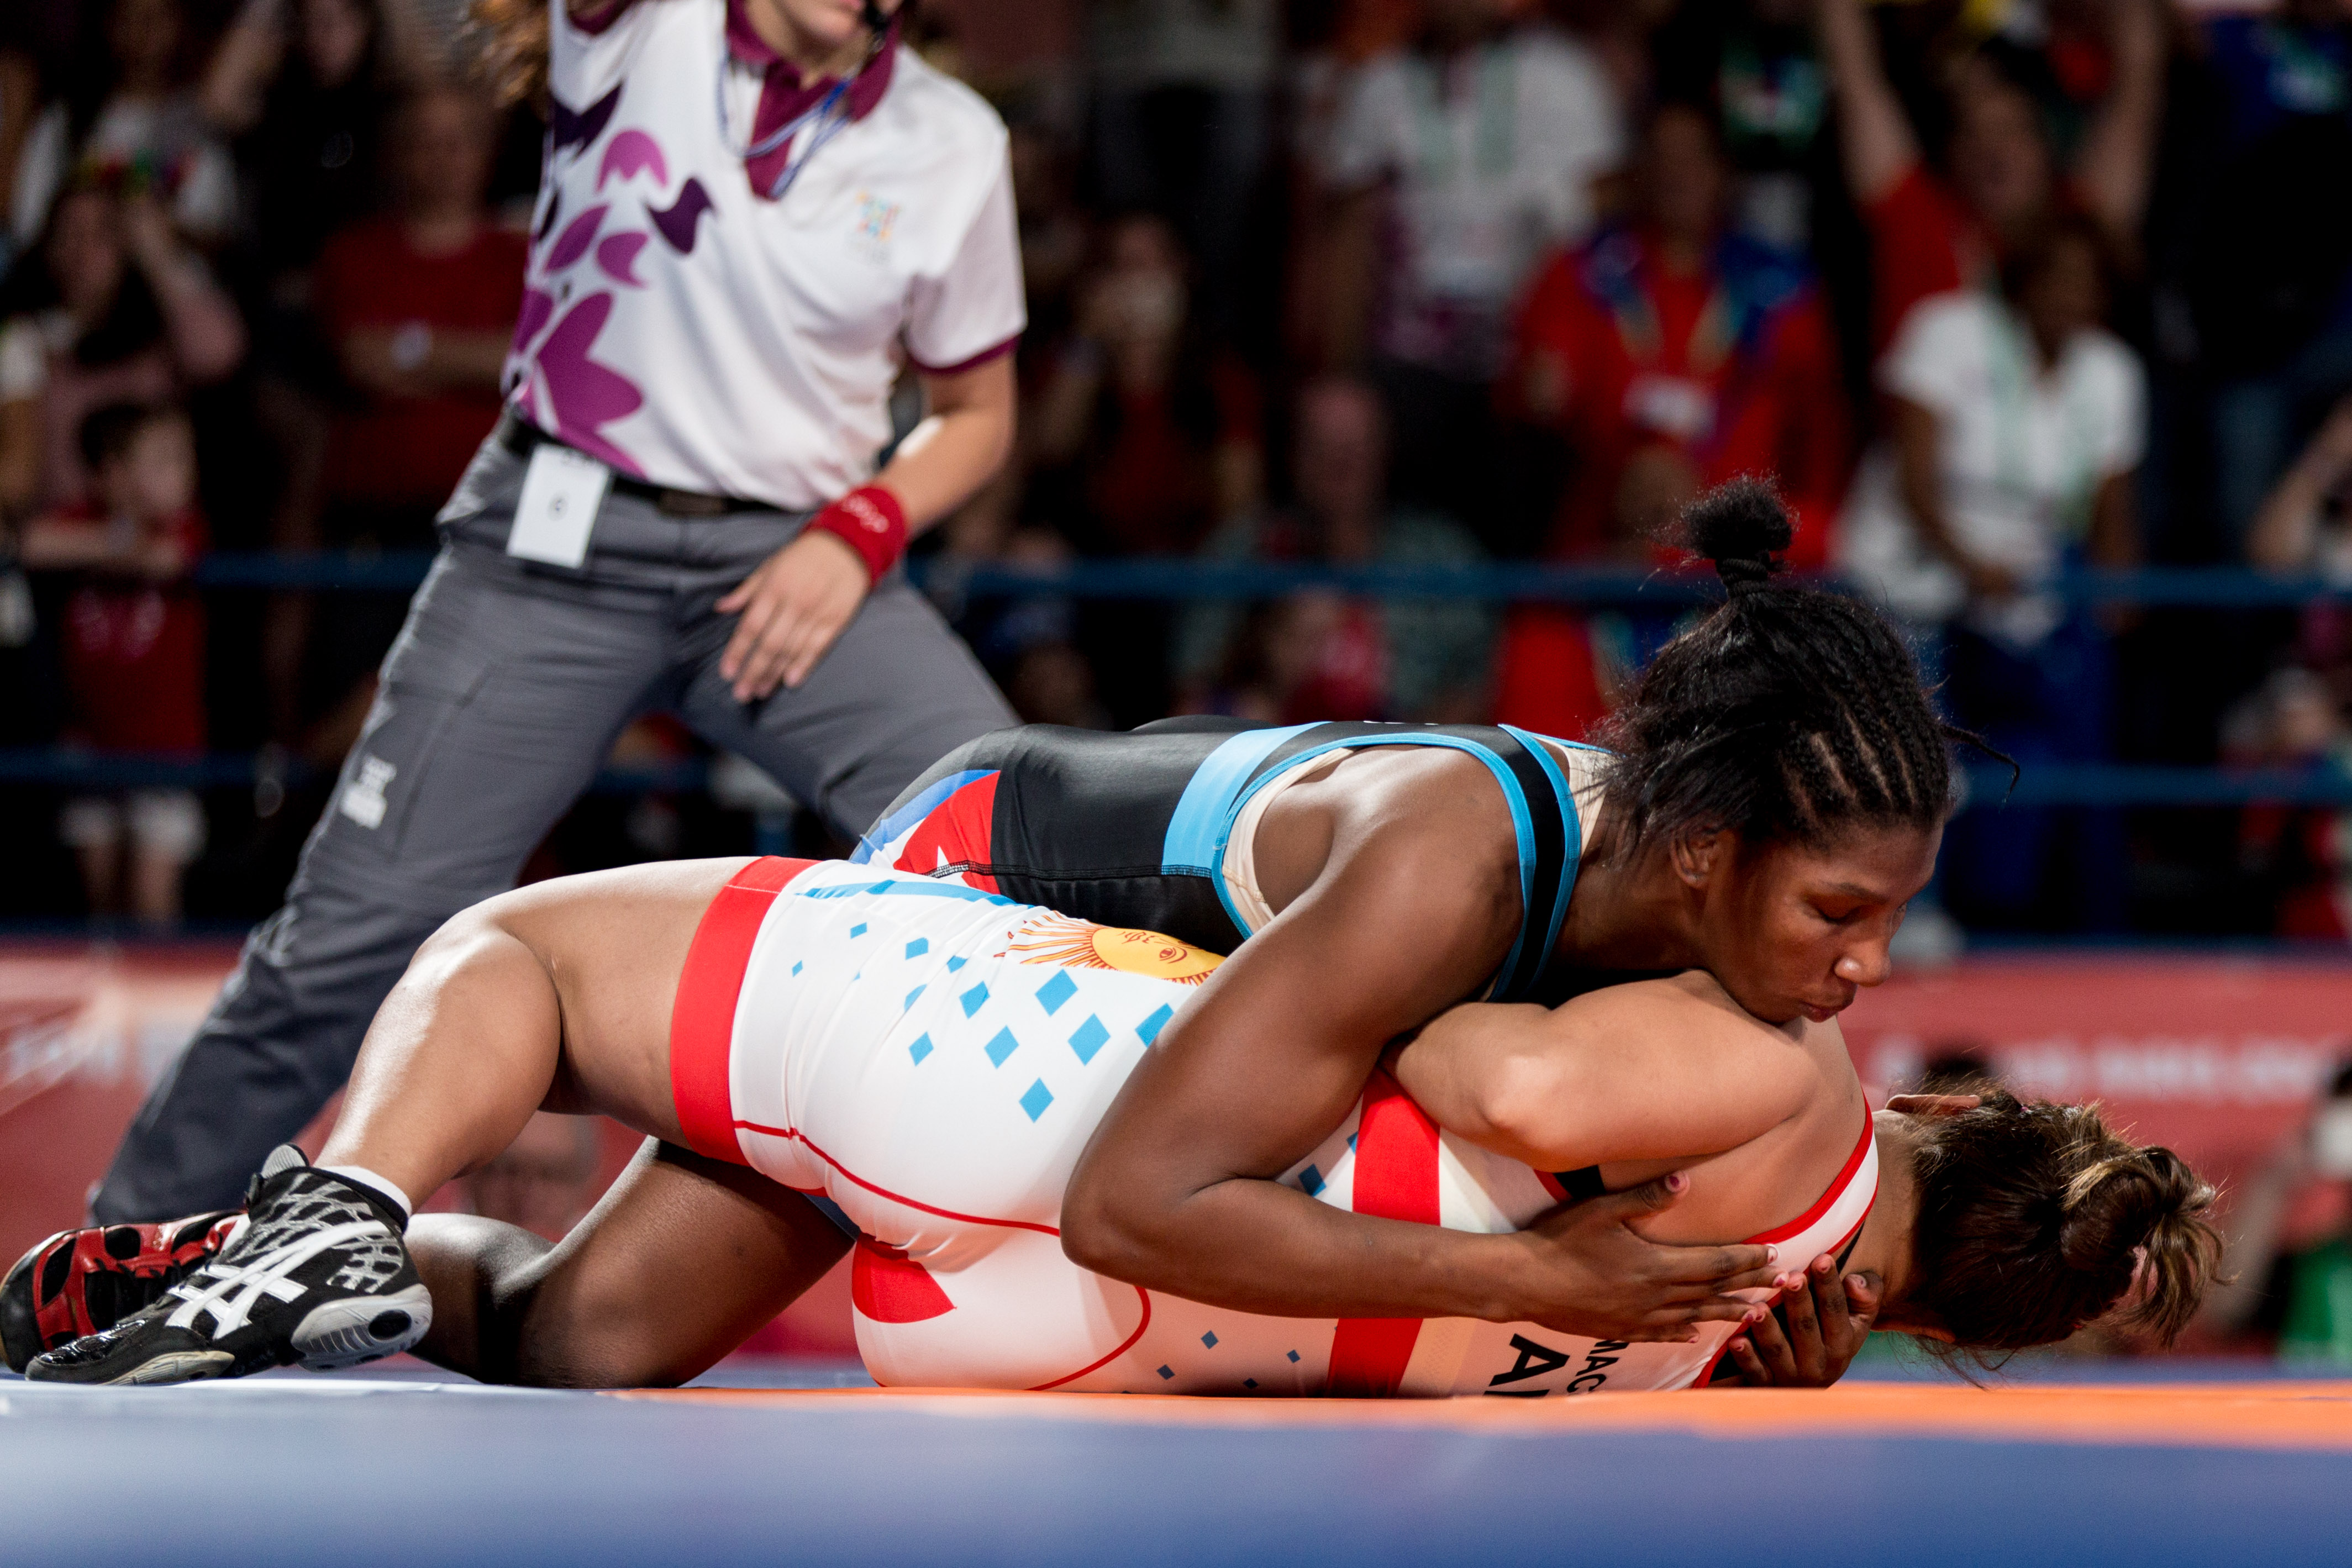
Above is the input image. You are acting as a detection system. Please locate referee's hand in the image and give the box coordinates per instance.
[718,530,872,700]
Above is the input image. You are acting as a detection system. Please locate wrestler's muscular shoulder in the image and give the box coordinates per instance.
[1254,746,1524,974]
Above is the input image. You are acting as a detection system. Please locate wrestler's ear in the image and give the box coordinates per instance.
[1886,1093,1982,1119]
[1670,829,1730,890]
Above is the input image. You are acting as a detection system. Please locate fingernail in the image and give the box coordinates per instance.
[1765,1245,1779,1263]
[1814,1256,1833,1275]
[1665,1172,1688,1193]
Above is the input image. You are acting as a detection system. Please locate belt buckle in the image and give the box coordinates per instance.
[657,490,728,518]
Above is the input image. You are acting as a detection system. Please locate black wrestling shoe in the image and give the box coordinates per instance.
[2,1211,241,1372]
[26,1147,430,1386]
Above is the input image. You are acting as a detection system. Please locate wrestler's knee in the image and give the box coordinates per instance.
[406,1213,553,1383]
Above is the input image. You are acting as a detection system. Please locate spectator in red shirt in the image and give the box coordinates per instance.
[1505,101,1847,561]
[20,400,207,923]
[314,86,523,532]
[280,85,524,750]
[1816,0,2166,355]
[1492,101,1844,739]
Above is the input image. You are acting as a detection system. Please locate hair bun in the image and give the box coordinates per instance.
[2057,1156,2160,1273]
[1680,476,1795,596]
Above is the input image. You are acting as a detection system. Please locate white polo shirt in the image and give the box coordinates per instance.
[504,0,1026,511]
[1838,290,2143,644]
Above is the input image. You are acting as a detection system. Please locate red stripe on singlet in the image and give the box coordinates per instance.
[1695,1106,1880,1387]
[735,1119,1156,1391]
[891,771,1001,892]
[666,856,819,1165]
[1326,1072,1443,1397]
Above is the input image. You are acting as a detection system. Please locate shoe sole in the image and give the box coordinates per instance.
[292,1283,433,1372]
[22,1347,237,1386]
[118,1349,236,1385]
[0,1230,70,1374]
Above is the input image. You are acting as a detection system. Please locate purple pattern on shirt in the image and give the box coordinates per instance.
[534,293,644,475]
[514,288,555,352]
[549,85,622,154]
[597,130,669,191]
[548,204,609,270]
[594,232,649,287]
[650,178,715,254]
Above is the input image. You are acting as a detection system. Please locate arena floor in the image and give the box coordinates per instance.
[7,1359,2349,1566]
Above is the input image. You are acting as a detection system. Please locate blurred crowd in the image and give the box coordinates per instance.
[1,0,2350,946]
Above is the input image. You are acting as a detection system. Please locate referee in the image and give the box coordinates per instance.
[93,0,1022,1219]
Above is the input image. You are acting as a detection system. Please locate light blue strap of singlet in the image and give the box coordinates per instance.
[1161,724,1318,877]
[849,767,995,865]
[1498,725,1590,982]
[1170,727,1540,1001]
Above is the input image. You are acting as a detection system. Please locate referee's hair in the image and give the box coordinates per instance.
[1592,476,1996,856]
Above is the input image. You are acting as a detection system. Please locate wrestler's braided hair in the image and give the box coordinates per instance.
[1593,477,1995,854]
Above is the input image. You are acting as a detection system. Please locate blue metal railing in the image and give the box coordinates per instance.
[0,551,2335,814]
[181,549,2352,608]
[3,750,2346,809]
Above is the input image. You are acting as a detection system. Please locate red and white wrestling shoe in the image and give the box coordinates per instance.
[1,1211,241,1373]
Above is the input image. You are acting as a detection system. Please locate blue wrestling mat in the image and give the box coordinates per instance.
[6,1361,2349,1566]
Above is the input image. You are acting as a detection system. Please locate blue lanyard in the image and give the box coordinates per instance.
[714,49,854,199]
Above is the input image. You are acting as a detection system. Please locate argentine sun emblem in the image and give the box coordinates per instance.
[1004,914,1223,985]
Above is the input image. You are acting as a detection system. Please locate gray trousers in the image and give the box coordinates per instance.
[92,440,1014,1220]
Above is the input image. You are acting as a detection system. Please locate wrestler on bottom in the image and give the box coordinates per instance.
[20,857,2219,1393]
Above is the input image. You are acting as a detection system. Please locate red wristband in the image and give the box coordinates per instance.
[807,485,908,584]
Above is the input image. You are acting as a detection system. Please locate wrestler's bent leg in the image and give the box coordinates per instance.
[409,1140,849,1388]
[94,551,669,1220]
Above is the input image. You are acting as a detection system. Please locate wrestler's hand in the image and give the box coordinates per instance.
[1723,1255,1882,1387]
[718,529,871,701]
[1513,1172,1793,1343]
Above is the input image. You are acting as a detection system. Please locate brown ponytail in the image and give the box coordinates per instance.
[1906,1090,2222,1359]
[471,0,551,106]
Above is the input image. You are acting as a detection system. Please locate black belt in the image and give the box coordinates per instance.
[496,413,771,518]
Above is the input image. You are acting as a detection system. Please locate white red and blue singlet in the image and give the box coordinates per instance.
[668,857,1880,1396]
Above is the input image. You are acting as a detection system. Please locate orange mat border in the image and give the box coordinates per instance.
[611,1381,2352,1453]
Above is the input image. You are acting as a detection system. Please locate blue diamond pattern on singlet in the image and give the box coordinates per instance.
[986,1028,1019,1067]
[1068,1015,1109,1065]
[1201,1332,1218,1349]
[946,956,965,972]
[791,961,803,976]
[908,1034,933,1065]
[1020,1079,1053,1120]
[1136,1004,1174,1045]
[904,986,925,1009]
[1298,1164,1323,1196]
[1287,1350,1301,1362]
[904,938,928,959]
[1157,1365,1175,1380]
[960,983,988,1017]
[849,924,866,939]
[1034,971,1076,1015]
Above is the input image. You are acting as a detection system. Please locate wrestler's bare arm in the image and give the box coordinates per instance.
[1062,755,1782,1341]
[1388,976,1819,1174]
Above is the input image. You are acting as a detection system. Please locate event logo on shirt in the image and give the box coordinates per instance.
[853,191,900,256]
